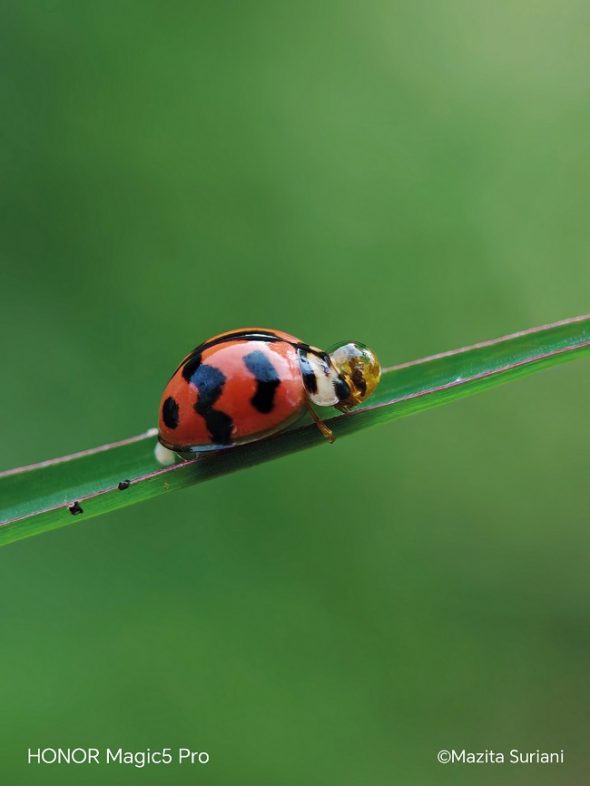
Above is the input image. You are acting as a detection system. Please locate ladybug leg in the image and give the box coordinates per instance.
[304,399,335,444]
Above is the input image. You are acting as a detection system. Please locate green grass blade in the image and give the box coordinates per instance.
[2,314,589,547]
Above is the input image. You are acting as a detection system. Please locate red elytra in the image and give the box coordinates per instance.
[158,328,308,453]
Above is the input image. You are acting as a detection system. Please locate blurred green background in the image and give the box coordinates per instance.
[2,1,590,784]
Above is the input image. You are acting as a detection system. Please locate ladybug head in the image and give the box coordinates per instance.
[329,341,381,407]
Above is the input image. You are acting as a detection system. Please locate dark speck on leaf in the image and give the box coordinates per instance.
[69,501,84,515]
[118,480,131,490]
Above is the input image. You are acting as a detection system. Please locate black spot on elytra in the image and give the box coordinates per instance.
[162,396,179,429]
[118,480,130,490]
[182,351,202,382]
[69,501,83,515]
[243,350,281,413]
[298,348,318,394]
[191,364,234,444]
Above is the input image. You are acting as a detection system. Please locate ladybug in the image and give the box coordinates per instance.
[158,327,381,457]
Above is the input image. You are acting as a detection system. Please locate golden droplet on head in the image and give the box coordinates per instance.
[328,342,381,405]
